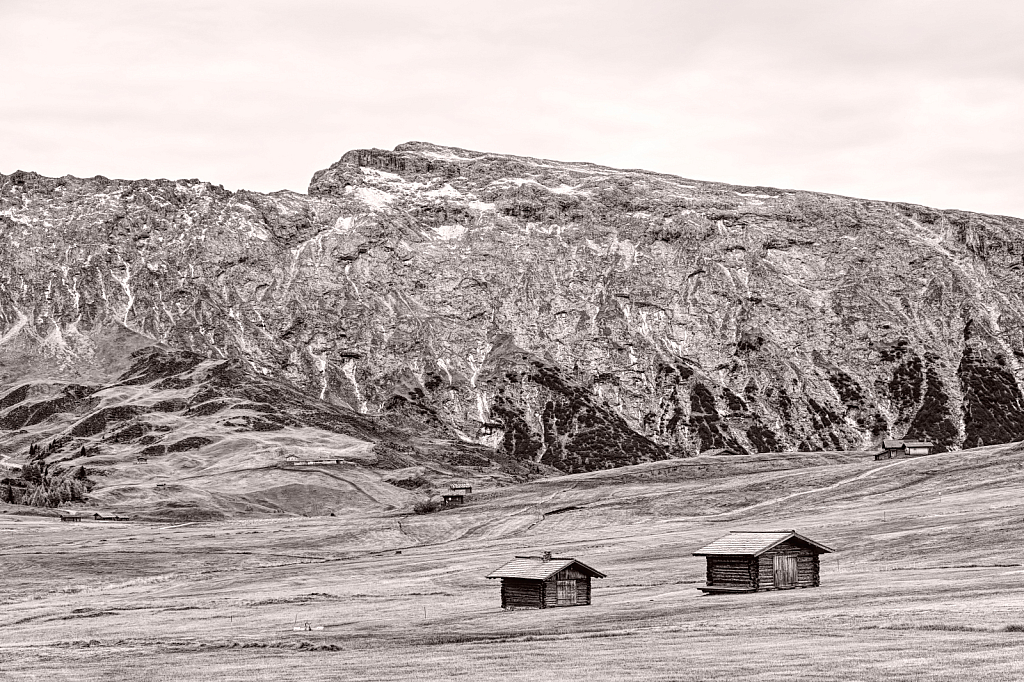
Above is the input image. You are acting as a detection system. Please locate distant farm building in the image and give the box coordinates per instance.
[92,512,130,522]
[136,456,148,463]
[702,447,744,457]
[59,511,82,523]
[441,493,465,507]
[693,530,834,594]
[486,552,606,609]
[449,482,473,494]
[875,439,934,460]
[283,454,348,466]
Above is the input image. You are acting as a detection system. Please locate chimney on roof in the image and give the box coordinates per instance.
[541,551,552,562]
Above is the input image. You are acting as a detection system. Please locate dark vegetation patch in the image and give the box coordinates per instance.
[958,346,1024,448]
[746,423,781,453]
[384,475,430,490]
[108,422,152,444]
[877,340,924,416]
[140,445,167,456]
[186,400,231,417]
[70,406,142,437]
[371,441,418,470]
[118,348,205,386]
[151,398,188,413]
[736,331,766,353]
[0,384,97,430]
[904,361,959,452]
[166,436,213,453]
[0,384,29,409]
[491,359,667,473]
[0,449,93,507]
[827,368,887,437]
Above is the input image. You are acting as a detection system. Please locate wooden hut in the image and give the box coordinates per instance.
[693,530,833,594]
[450,482,473,494]
[876,439,905,460]
[59,511,82,523]
[486,552,606,609]
[875,439,934,460]
[902,440,933,456]
[702,447,744,457]
[441,493,465,507]
[92,512,130,522]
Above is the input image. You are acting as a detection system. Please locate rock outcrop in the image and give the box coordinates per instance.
[2,142,1024,478]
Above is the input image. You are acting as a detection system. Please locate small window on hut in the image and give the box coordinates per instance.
[556,580,577,605]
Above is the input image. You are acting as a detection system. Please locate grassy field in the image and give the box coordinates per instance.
[2,443,1024,681]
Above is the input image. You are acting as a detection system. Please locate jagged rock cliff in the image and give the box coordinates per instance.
[2,142,1024,477]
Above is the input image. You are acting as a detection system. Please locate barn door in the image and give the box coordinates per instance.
[557,580,577,605]
[773,556,798,588]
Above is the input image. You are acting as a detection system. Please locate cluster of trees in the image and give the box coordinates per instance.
[0,442,93,507]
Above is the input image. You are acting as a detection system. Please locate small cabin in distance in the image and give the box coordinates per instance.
[693,530,833,594]
[441,493,465,507]
[59,511,82,523]
[92,512,130,522]
[449,482,473,494]
[283,454,348,466]
[875,439,934,460]
[702,447,744,457]
[486,552,606,609]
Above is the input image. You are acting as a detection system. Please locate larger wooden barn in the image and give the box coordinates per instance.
[693,530,834,594]
[486,552,606,609]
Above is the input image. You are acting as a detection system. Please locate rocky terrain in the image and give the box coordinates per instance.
[2,142,1024,509]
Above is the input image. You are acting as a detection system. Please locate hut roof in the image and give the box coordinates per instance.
[486,556,607,580]
[882,439,905,449]
[702,447,743,457]
[693,530,834,556]
[902,440,933,447]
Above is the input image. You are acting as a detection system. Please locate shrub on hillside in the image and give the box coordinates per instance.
[413,499,441,514]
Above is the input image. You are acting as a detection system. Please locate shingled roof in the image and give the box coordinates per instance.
[692,530,834,557]
[486,555,607,580]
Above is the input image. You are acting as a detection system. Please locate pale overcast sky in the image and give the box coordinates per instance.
[3,0,1023,217]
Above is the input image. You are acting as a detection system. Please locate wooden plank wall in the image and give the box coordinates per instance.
[756,540,819,589]
[707,556,757,588]
[542,567,593,607]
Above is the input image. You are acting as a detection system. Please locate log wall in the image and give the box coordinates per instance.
[501,578,543,609]
[756,540,819,590]
[706,556,757,588]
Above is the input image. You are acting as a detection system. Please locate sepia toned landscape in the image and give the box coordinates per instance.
[3,141,1024,680]
[3,440,1023,681]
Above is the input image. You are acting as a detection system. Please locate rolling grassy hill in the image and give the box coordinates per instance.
[2,441,1023,680]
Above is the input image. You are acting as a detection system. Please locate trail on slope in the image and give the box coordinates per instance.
[703,457,923,520]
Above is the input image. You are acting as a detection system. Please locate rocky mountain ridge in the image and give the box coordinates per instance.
[2,142,1024,483]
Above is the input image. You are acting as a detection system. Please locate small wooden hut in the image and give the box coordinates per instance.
[59,511,82,523]
[486,552,606,609]
[693,530,833,594]
[876,439,905,460]
[902,440,933,456]
[441,493,465,507]
[92,512,130,522]
[450,482,473,494]
[876,439,934,460]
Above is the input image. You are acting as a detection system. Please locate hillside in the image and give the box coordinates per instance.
[2,441,1023,681]
[3,142,1024,504]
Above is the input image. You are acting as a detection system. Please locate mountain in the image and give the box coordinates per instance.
[2,142,1024,499]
